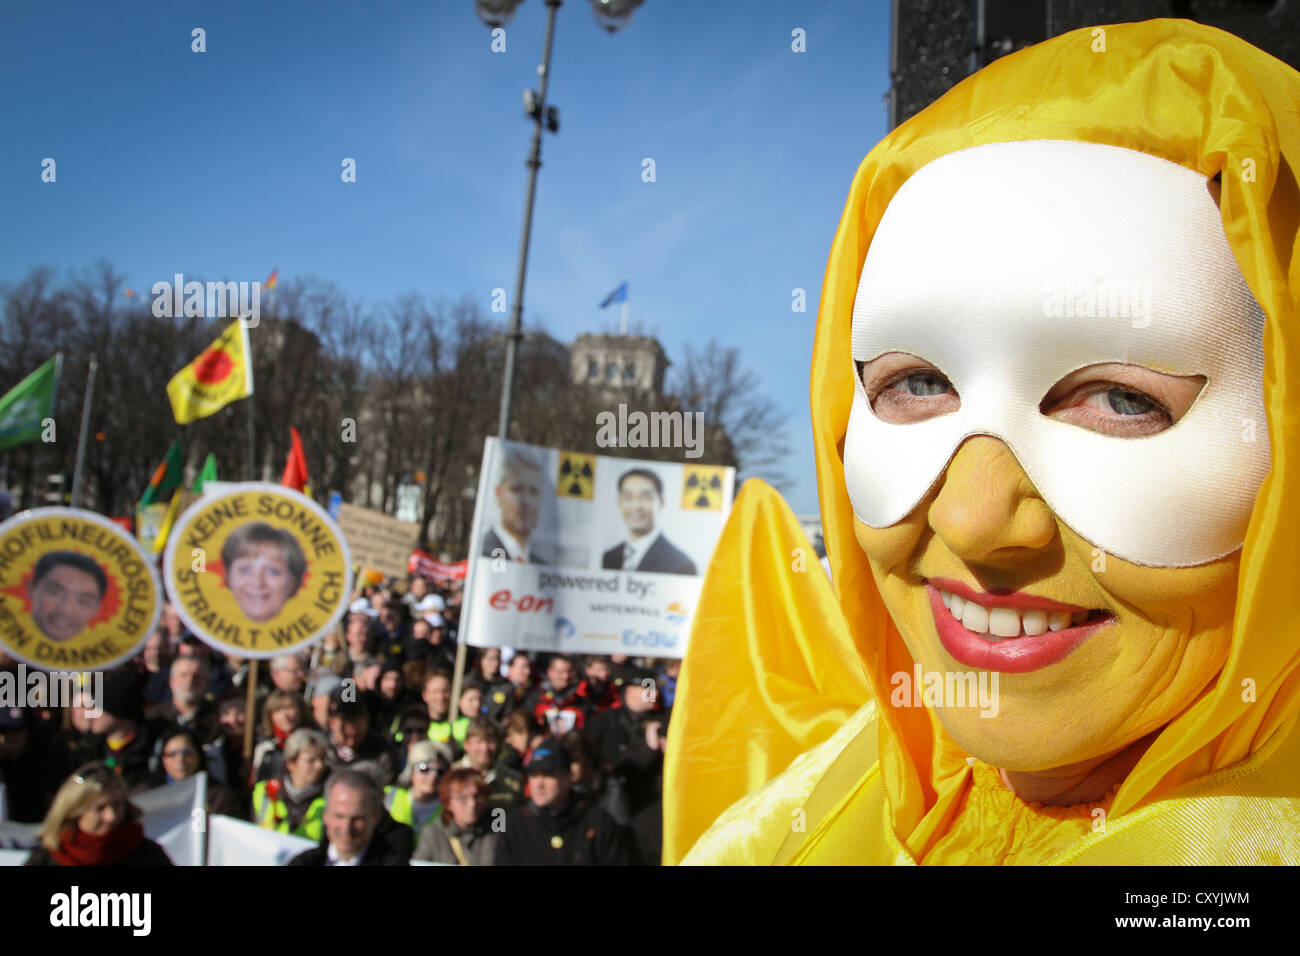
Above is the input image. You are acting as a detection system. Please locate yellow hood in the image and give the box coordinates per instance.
[664,19,1300,864]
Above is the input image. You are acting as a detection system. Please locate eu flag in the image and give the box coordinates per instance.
[599,281,628,308]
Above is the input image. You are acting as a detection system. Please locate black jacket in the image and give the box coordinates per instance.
[585,707,664,817]
[24,837,174,867]
[286,814,414,866]
[481,528,550,564]
[484,679,531,723]
[67,725,157,792]
[601,534,696,575]
[498,798,631,866]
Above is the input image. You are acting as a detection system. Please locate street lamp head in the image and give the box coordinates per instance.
[588,0,643,33]
[475,0,525,28]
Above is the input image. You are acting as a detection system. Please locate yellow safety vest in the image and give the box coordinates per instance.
[384,786,441,840]
[252,780,325,842]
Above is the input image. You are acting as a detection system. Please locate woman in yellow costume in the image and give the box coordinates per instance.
[663,19,1300,865]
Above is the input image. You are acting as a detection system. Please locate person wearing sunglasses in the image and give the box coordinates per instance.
[25,763,173,866]
[383,738,452,842]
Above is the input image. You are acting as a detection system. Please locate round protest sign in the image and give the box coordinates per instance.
[163,483,352,658]
[0,508,162,671]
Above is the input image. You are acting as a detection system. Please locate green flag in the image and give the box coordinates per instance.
[0,354,61,449]
[140,439,184,507]
[193,453,218,493]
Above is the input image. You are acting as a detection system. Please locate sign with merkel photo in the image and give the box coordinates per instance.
[163,483,352,658]
[0,508,163,670]
[461,437,735,659]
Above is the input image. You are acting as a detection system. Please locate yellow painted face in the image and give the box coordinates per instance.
[854,435,1238,772]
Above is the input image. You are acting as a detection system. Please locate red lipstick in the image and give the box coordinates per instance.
[926,577,1088,614]
[925,582,1113,674]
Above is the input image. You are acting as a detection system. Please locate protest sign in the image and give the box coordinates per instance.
[163,483,352,658]
[336,503,420,580]
[461,438,734,659]
[0,508,162,670]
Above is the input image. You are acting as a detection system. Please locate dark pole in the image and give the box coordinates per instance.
[70,354,97,509]
[496,0,562,442]
[246,398,255,481]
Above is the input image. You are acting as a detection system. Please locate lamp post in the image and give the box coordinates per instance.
[475,0,645,442]
[462,0,642,726]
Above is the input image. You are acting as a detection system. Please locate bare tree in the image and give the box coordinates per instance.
[671,341,790,487]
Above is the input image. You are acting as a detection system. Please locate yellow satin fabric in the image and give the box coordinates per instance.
[664,19,1300,865]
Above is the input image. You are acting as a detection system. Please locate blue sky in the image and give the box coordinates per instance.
[0,0,891,517]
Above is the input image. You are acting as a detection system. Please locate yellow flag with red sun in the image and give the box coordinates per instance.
[166,320,254,425]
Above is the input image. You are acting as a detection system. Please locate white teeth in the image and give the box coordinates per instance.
[938,587,1100,639]
[961,601,990,634]
[1022,610,1049,636]
[988,607,1021,638]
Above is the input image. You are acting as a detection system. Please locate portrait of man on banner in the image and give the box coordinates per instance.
[28,550,108,643]
[601,468,696,576]
[481,447,554,565]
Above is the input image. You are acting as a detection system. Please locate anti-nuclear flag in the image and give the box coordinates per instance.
[166,320,254,424]
[0,354,61,449]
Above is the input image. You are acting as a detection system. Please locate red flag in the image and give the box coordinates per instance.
[281,426,311,497]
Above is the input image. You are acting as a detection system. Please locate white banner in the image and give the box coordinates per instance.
[132,772,206,866]
[206,813,316,866]
[463,438,734,658]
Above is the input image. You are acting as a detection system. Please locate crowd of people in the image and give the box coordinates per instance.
[0,574,679,866]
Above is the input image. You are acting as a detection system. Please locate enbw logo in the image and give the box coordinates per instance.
[621,628,678,649]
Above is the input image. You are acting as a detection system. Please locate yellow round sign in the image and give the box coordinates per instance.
[163,483,352,658]
[0,508,162,671]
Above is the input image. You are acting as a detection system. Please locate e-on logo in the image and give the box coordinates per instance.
[488,589,555,614]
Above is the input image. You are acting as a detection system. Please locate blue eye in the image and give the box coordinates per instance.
[1104,389,1156,415]
[899,373,951,397]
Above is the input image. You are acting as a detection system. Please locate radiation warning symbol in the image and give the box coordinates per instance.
[557,452,595,499]
[682,465,725,510]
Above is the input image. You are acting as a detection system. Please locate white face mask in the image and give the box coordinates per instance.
[845,140,1269,568]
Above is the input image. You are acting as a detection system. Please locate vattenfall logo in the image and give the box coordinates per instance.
[50,886,152,936]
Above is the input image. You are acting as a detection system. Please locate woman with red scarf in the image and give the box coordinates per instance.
[24,764,173,866]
